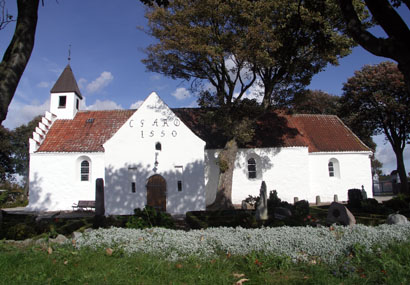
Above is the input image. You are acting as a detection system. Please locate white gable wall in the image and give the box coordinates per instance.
[309,152,373,202]
[103,93,206,215]
[28,152,104,211]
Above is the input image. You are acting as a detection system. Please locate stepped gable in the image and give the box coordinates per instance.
[50,64,83,99]
[37,110,134,152]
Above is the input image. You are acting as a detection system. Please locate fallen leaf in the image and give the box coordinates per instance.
[47,247,53,255]
[195,264,201,269]
[226,252,232,258]
[210,259,216,264]
[175,263,183,269]
[233,273,245,278]
[235,278,249,285]
[64,260,68,265]
[106,248,113,256]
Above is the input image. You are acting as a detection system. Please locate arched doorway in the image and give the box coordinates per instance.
[146,174,166,211]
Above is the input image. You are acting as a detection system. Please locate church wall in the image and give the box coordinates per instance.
[205,147,311,206]
[28,152,105,211]
[308,152,373,202]
[103,93,206,215]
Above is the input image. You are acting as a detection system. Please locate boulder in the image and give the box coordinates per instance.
[49,234,69,245]
[274,207,292,220]
[326,202,356,226]
[386,213,409,225]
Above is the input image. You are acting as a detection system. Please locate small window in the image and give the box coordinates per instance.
[59,96,67,108]
[81,160,90,181]
[155,142,162,151]
[177,180,182,191]
[76,99,79,110]
[131,182,136,193]
[328,162,334,177]
[248,158,256,179]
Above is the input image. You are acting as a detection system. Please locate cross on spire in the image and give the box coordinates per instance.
[68,44,71,64]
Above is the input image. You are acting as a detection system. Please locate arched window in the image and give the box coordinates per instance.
[81,160,90,181]
[248,158,257,179]
[328,161,335,177]
[155,142,162,151]
[328,158,340,178]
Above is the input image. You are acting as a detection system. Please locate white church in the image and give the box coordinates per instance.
[27,65,373,215]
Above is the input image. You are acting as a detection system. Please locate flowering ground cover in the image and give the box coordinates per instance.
[75,224,410,264]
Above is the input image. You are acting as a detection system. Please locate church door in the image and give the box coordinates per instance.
[146,175,167,212]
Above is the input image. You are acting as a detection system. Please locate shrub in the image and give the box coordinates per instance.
[126,206,175,229]
[6,223,35,240]
[292,200,309,218]
[383,195,410,213]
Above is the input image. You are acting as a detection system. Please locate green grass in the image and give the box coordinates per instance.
[1,241,409,284]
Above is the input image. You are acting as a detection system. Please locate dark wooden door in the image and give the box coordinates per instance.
[146,175,166,211]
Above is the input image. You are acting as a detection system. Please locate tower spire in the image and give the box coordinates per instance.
[68,44,71,64]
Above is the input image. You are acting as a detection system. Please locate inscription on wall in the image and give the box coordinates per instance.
[129,118,180,138]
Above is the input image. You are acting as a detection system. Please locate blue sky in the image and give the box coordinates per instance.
[0,0,409,175]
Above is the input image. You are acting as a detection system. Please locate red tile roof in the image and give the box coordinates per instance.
[37,109,371,153]
[37,110,135,152]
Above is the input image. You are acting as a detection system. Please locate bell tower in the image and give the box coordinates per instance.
[49,64,83,119]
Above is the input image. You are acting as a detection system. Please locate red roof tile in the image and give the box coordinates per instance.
[37,109,370,153]
[37,110,135,152]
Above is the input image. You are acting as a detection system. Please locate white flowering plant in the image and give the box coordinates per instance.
[74,224,410,264]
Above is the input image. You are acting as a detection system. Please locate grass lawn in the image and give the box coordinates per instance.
[1,241,409,284]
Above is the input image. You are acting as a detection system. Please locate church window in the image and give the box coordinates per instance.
[155,142,162,151]
[81,160,90,181]
[59,96,67,108]
[177,180,182,191]
[248,158,257,179]
[131,182,136,193]
[328,158,340,178]
[328,162,334,177]
[76,99,79,110]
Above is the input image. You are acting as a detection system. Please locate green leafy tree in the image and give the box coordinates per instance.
[143,0,366,209]
[0,125,14,182]
[340,61,409,194]
[0,0,40,124]
[10,115,41,191]
[337,0,410,95]
[291,90,340,115]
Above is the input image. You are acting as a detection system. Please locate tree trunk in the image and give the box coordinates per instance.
[393,147,409,195]
[207,139,238,210]
[0,0,39,124]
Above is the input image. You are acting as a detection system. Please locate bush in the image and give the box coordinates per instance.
[292,200,309,218]
[6,223,35,240]
[186,210,257,229]
[126,206,175,229]
[383,195,410,213]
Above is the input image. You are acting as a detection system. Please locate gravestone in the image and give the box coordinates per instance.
[95,178,105,216]
[274,207,292,220]
[255,181,268,220]
[326,202,356,226]
[386,213,409,225]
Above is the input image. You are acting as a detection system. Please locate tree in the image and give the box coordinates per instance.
[143,0,365,209]
[0,0,40,125]
[0,125,14,182]
[291,90,340,115]
[246,1,361,109]
[340,61,409,194]
[10,115,41,192]
[337,0,410,95]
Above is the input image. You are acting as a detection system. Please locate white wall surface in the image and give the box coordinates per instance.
[103,92,206,215]
[206,147,311,205]
[309,152,373,202]
[28,152,105,211]
[50,92,81,120]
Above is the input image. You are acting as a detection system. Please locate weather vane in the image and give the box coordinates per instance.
[68,44,71,64]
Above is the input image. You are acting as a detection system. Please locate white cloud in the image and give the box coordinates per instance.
[129,100,143,109]
[373,134,410,175]
[150,74,161,81]
[2,99,49,129]
[85,99,122,110]
[37,81,52,88]
[78,78,88,91]
[85,71,114,94]
[172,87,191,100]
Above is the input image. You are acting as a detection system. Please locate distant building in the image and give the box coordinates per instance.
[27,65,373,214]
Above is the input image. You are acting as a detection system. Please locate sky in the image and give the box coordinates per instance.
[0,0,409,175]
